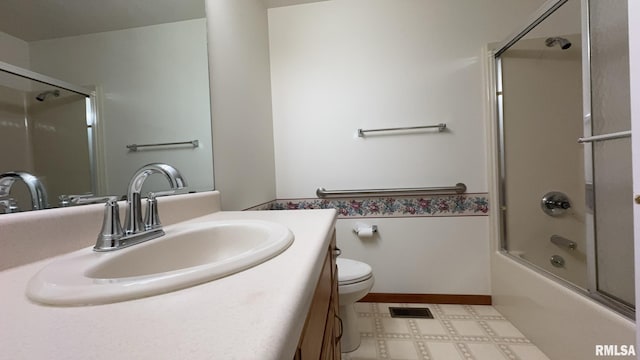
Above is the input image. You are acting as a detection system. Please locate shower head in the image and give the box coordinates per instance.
[545,37,572,50]
[35,89,60,102]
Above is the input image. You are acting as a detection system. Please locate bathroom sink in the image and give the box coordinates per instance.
[26,220,294,306]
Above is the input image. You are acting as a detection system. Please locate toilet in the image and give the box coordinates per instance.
[336,257,374,353]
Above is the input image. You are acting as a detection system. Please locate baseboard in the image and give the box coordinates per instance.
[359,293,492,305]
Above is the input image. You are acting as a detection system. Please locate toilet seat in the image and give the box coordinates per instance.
[337,258,373,285]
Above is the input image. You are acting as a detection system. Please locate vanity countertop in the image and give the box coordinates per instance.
[0,208,337,360]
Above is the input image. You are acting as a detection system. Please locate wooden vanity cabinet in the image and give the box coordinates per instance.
[295,232,342,360]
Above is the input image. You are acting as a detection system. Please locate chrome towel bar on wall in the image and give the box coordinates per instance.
[357,123,447,137]
[316,183,467,198]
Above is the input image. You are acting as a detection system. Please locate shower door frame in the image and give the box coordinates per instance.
[491,0,635,319]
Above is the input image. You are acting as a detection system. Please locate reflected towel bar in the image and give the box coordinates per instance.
[577,130,631,143]
[357,123,446,137]
[316,183,467,198]
[126,140,199,152]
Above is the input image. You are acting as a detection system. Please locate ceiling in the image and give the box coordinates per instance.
[0,0,330,42]
[262,0,328,8]
[0,0,205,42]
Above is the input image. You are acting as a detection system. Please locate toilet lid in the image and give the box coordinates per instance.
[336,258,372,285]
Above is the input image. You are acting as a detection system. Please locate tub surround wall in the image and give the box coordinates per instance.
[0,191,221,271]
[267,0,545,296]
[500,34,587,288]
[27,92,93,205]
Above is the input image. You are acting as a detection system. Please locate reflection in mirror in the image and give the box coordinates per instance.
[0,0,214,212]
[0,68,93,211]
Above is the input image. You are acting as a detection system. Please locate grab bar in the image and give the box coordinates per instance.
[316,183,467,198]
[577,130,630,144]
[357,123,446,137]
[126,140,199,152]
[550,235,576,250]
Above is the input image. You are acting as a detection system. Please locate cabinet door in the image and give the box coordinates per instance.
[297,251,332,359]
[321,306,335,360]
[331,233,342,356]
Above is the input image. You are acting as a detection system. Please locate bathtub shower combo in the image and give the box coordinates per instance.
[493,0,633,317]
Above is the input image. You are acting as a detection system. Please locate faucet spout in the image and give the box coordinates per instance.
[124,163,187,235]
[0,171,49,210]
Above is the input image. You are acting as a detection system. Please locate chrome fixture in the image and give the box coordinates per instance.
[0,198,18,214]
[91,163,187,252]
[317,183,466,198]
[545,36,572,50]
[125,163,186,235]
[578,130,631,143]
[357,123,446,137]
[0,171,49,211]
[540,191,571,216]
[35,89,60,101]
[550,255,565,268]
[126,139,200,152]
[550,234,577,250]
[58,193,113,207]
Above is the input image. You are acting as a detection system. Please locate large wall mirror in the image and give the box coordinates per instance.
[0,0,214,213]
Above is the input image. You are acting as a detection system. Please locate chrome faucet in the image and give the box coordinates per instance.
[0,171,49,211]
[92,163,187,252]
[124,163,186,235]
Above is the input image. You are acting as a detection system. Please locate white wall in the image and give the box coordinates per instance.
[206,0,277,210]
[0,31,29,68]
[268,0,544,294]
[28,19,214,197]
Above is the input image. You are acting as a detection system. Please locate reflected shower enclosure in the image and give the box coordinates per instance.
[0,65,94,211]
[493,0,633,317]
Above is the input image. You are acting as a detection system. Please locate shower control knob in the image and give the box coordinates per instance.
[544,200,571,210]
[540,191,571,217]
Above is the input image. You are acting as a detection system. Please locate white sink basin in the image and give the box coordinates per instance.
[26,220,294,306]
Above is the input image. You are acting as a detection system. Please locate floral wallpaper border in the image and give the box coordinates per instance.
[245,193,489,218]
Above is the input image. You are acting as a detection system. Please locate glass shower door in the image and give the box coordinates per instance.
[587,0,634,308]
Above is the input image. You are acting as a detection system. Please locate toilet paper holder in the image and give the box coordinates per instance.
[353,223,378,236]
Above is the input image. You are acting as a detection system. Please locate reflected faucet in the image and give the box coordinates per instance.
[0,171,49,211]
[92,163,186,252]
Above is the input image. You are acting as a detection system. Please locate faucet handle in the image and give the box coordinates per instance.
[143,191,171,230]
[94,199,125,251]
